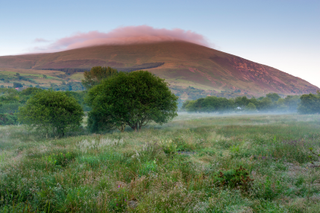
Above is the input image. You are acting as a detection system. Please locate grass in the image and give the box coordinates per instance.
[1,113,320,212]
[0,69,80,87]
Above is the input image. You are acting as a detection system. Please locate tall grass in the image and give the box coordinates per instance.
[0,114,320,212]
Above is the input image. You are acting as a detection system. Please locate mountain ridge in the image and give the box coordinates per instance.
[0,41,318,96]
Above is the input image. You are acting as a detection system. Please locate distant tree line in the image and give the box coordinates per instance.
[181,92,320,114]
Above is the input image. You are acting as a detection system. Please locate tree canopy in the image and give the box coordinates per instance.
[82,66,118,89]
[298,91,320,114]
[86,71,178,132]
[18,90,84,137]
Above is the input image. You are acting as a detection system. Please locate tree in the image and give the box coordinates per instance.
[266,93,281,102]
[298,92,320,114]
[284,95,300,111]
[182,96,234,113]
[235,96,250,108]
[86,71,178,132]
[245,103,257,112]
[18,90,84,137]
[82,66,118,89]
[258,97,273,111]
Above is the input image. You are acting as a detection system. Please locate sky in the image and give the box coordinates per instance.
[0,0,319,87]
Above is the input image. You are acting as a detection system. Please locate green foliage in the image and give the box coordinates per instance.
[0,113,18,125]
[253,177,283,200]
[266,93,281,102]
[308,147,320,167]
[82,66,118,89]
[139,160,158,176]
[213,166,254,193]
[49,81,85,91]
[298,92,320,114]
[13,82,23,88]
[284,95,300,111]
[86,71,178,132]
[65,91,90,111]
[182,96,234,112]
[44,151,76,167]
[159,139,177,154]
[245,102,257,112]
[18,90,84,137]
[0,88,20,113]
[20,87,43,96]
[184,92,302,113]
[174,137,196,151]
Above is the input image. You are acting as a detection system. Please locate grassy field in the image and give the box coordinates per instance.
[1,113,320,212]
[0,68,82,88]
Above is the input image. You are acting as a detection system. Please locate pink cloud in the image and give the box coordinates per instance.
[32,25,210,52]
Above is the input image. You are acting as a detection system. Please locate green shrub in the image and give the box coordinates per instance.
[174,137,196,151]
[44,151,76,167]
[253,177,284,200]
[159,139,177,154]
[139,160,158,176]
[213,166,253,193]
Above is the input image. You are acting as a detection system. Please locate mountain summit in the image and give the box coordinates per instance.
[0,41,318,96]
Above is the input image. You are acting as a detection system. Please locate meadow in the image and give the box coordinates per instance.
[1,113,320,212]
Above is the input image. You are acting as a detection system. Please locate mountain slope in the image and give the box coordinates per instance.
[0,41,318,96]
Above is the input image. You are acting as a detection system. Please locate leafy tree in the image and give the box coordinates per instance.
[82,66,118,89]
[266,93,281,102]
[19,87,43,104]
[20,87,43,96]
[245,103,257,112]
[18,90,84,137]
[0,113,18,125]
[65,91,90,111]
[284,95,300,111]
[182,96,234,113]
[0,88,20,113]
[258,97,273,111]
[275,98,287,112]
[86,71,178,132]
[235,96,250,108]
[298,92,320,114]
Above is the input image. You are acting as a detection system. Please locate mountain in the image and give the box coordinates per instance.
[0,41,318,96]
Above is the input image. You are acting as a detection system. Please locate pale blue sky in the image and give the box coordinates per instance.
[1,0,319,87]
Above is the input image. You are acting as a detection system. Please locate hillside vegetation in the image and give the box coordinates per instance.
[0,41,318,96]
[1,114,320,212]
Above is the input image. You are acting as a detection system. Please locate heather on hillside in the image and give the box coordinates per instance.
[0,42,318,95]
